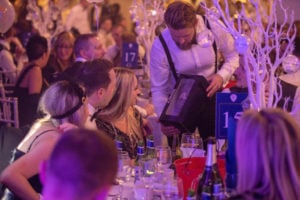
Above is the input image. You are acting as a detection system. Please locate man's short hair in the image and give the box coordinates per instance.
[46,128,118,197]
[76,59,114,96]
[73,33,97,57]
[164,1,197,30]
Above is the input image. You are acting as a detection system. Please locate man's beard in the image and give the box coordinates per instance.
[175,42,193,50]
[175,34,197,50]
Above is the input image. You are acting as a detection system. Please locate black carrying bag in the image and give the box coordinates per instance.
[159,74,214,133]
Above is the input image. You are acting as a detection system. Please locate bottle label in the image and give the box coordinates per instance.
[146,139,154,149]
[116,140,122,151]
[201,192,212,198]
[137,146,145,155]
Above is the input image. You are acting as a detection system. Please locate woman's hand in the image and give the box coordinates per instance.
[58,122,78,132]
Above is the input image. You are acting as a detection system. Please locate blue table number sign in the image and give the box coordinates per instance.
[122,42,138,68]
[216,92,248,139]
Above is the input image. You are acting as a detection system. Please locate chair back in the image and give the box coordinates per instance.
[0,69,18,97]
[0,97,19,128]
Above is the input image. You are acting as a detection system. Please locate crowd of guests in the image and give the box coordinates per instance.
[0,1,152,197]
[0,0,300,200]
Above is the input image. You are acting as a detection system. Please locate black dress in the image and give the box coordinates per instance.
[43,54,73,84]
[13,64,47,128]
[1,129,54,200]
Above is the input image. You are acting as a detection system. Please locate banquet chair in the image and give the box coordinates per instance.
[0,69,18,97]
[0,97,19,128]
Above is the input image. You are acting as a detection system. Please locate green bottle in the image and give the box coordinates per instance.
[144,135,156,176]
[134,140,145,183]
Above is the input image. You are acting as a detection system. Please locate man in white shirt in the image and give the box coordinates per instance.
[0,36,19,84]
[150,1,239,141]
[65,0,92,34]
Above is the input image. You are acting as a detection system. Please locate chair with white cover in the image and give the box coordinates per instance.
[0,97,19,128]
[0,69,18,97]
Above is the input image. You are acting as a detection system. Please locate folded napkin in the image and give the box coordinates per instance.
[180,147,205,158]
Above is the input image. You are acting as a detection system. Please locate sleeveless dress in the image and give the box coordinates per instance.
[13,64,47,127]
[1,129,55,200]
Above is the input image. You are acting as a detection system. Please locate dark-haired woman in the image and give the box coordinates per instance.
[13,35,49,127]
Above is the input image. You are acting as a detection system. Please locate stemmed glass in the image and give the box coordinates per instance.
[181,133,203,149]
[155,146,172,173]
[180,133,203,158]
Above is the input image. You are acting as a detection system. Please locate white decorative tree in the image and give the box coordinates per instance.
[208,0,296,110]
[26,0,64,45]
[129,0,165,79]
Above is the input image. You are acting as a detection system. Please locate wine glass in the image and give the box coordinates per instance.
[155,146,172,173]
[181,133,203,149]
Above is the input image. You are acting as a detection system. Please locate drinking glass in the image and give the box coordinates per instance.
[115,151,131,199]
[181,133,203,149]
[155,146,172,172]
[162,177,184,200]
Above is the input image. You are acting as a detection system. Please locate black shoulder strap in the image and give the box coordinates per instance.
[0,43,8,52]
[27,129,56,152]
[15,64,36,88]
[158,34,178,82]
[202,15,218,73]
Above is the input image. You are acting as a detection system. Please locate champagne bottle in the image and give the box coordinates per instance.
[196,137,225,200]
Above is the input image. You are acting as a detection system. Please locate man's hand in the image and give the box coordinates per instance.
[160,124,180,136]
[206,74,223,97]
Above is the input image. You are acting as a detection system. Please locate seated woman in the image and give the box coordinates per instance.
[95,67,146,160]
[13,35,49,128]
[43,31,75,84]
[230,108,300,200]
[0,81,88,200]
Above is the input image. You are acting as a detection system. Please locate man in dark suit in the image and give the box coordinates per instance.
[62,33,106,81]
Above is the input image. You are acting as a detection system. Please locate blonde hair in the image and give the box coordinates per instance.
[99,67,143,140]
[39,81,86,127]
[53,31,75,62]
[236,108,300,200]
[53,31,75,51]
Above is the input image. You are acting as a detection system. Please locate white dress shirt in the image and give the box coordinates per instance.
[0,39,17,83]
[65,3,91,34]
[150,15,239,115]
[85,103,97,130]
